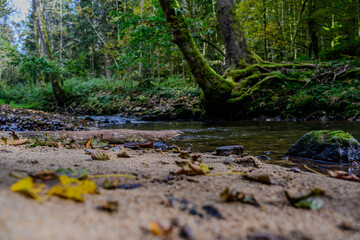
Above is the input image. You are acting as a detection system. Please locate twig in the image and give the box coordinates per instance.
[205,171,247,177]
[88,174,137,179]
[303,165,326,176]
[332,64,348,82]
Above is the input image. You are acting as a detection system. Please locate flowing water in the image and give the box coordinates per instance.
[103,119,360,172]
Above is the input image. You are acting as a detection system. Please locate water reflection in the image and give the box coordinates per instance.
[108,121,360,159]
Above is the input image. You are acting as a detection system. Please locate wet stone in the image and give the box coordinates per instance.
[286,130,360,164]
[216,145,244,156]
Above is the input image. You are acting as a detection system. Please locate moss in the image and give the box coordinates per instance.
[305,130,359,147]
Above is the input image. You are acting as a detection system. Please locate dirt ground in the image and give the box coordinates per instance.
[0,144,359,240]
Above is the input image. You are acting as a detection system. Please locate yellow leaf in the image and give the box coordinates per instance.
[10,177,50,202]
[150,221,172,236]
[11,176,98,202]
[48,176,98,202]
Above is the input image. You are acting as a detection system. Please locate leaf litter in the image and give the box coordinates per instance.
[220,187,261,207]
[11,175,98,202]
[285,188,326,210]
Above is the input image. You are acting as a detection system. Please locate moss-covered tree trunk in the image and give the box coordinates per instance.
[33,0,66,108]
[216,0,252,68]
[158,0,234,115]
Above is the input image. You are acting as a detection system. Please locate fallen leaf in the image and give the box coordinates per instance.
[55,167,88,179]
[117,152,130,158]
[11,175,98,203]
[171,145,181,153]
[328,170,360,181]
[179,152,190,159]
[191,154,202,162]
[86,139,92,149]
[10,177,50,202]
[97,201,119,213]
[245,174,274,184]
[49,176,98,202]
[91,151,110,160]
[1,136,7,145]
[220,187,261,207]
[150,221,172,237]
[8,138,28,146]
[285,188,326,210]
[11,130,20,140]
[90,135,109,149]
[175,162,210,176]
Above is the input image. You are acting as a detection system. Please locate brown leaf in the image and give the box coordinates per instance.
[8,139,28,146]
[174,162,209,176]
[188,162,204,175]
[191,154,202,162]
[245,173,274,184]
[97,201,119,213]
[328,170,360,181]
[86,139,92,149]
[220,187,261,207]
[117,152,130,158]
[91,151,110,161]
[179,152,190,159]
[11,130,20,141]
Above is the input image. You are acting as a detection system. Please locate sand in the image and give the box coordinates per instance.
[0,145,359,240]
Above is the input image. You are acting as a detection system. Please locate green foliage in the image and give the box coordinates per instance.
[0,75,201,115]
[320,38,360,60]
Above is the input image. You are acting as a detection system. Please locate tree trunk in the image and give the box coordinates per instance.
[33,0,66,107]
[216,0,251,68]
[307,0,319,59]
[158,0,234,115]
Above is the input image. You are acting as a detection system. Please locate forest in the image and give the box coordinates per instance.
[1,1,360,239]
[0,0,360,119]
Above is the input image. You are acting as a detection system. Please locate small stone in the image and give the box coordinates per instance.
[256,155,271,161]
[290,167,302,173]
[216,145,244,156]
[224,156,233,164]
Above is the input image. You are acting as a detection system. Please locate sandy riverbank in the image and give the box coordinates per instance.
[0,145,359,240]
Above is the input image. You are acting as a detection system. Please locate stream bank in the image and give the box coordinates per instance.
[0,145,359,240]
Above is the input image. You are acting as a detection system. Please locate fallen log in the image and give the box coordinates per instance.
[3,129,182,146]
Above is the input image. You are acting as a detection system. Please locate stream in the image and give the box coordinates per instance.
[101,119,360,172]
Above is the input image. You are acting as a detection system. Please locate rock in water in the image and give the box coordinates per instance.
[285,130,360,164]
[216,145,244,156]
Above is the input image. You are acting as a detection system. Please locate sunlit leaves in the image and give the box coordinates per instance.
[10,175,98,202]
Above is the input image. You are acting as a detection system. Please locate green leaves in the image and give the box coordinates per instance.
[285,188,326,210]
[55,168,88,179]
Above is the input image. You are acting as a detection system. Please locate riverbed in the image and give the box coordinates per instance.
[103,119,360,171]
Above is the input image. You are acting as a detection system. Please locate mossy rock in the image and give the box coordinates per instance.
[285,130,360,164]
